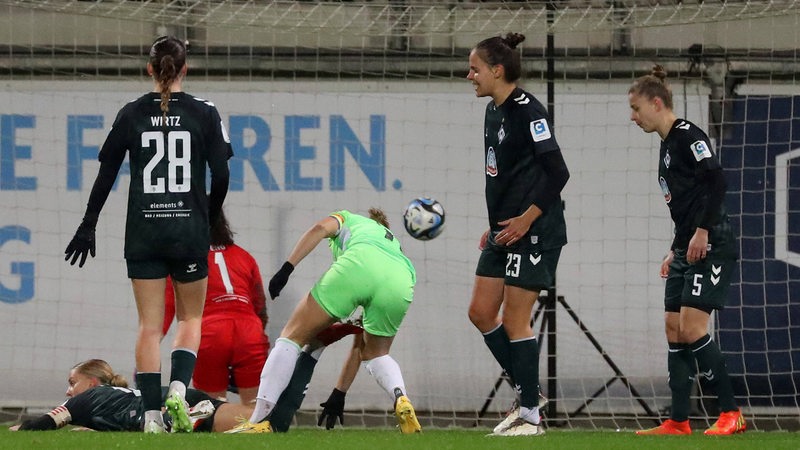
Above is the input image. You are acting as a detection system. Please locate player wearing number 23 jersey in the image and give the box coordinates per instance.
[466,33,570,437]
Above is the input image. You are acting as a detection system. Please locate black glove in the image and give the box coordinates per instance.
[268,261,294,299]
[318,388,346,430]
[64,217,97,268]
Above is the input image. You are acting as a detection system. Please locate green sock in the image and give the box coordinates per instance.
[483,324,515,384]
[668,343,694,422]
[690,334,737,412]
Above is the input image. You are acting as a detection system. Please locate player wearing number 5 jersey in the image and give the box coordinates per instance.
[65,36,232,433]
[629,65,744,436]
[164,209,269,405]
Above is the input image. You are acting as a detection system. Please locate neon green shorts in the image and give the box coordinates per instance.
[311,246,414,337]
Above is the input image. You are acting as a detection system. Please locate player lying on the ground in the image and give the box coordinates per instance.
[8,359,248,432]
[10,323,363,433]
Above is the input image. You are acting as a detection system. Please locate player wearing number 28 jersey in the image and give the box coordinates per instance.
[103,88,233,261]
[65,36,232,433]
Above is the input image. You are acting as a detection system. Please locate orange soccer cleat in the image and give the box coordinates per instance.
[636,419,692,435]
[705,409,746,435]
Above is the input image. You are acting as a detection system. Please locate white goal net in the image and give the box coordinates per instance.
[0,0,798,431]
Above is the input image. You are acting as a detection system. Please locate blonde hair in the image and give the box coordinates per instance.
[72,359,128,388]
[628,64,673,110]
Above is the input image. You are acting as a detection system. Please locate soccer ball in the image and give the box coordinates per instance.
[402,197,445,241]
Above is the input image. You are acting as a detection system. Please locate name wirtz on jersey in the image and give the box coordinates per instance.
[150,115,182,126]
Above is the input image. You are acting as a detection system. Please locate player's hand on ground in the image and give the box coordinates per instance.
[65,220,96,267]
[318,388,346,430]
[268,261,294,299]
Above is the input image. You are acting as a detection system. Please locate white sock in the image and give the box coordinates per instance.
[250,337,302,423]
[168,380,186,398]
[364,354,406,402]
[519,406,540,425]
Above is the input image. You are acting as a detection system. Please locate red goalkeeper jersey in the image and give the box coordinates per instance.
[163,243,267,333]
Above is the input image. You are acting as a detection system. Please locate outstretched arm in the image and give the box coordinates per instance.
[268,215,341,299]
[285,216,341,267]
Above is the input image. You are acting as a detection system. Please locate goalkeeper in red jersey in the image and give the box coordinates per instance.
[629,65,745,436]
[163,209,268,405]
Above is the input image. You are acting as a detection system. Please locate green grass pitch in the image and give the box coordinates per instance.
[2,426,799,450]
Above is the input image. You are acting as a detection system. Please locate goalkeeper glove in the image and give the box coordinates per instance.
[64,217,97,268]
[268,261,294,299]
[318,388,346,430]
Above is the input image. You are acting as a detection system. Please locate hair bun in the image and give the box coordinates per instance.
[651,64,667,81]
[503,32,526,49]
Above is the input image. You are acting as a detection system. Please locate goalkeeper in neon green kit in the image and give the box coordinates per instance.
[227,208,422,434]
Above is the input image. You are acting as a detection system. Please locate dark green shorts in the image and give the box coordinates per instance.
[475,245,561,291]
[664,249,737,313]
[126,257,208,282]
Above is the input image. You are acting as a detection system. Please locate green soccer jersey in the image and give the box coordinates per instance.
[327,210,415,280]
[99,92,232,260]
[483,87,567,250]
[659,118,736,255]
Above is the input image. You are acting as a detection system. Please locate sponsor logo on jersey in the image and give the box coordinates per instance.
[530,119,551,142]
[691,140,712,161]
[659,176,671,203]
[664,151,671,168]
[514,93,530,105]
[486,147,498,177]
[498,125,506,144]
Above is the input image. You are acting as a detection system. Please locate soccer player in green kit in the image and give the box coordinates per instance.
[466,33,570,436]
[227,208,422,434]
[64,36,232,433]
[629,65,745,435]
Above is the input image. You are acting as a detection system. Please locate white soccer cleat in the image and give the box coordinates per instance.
[538,392,549,409]
[494,417,545,436]
[493,402,520,434]
[187,399,216,429]
[144,419,167,434]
